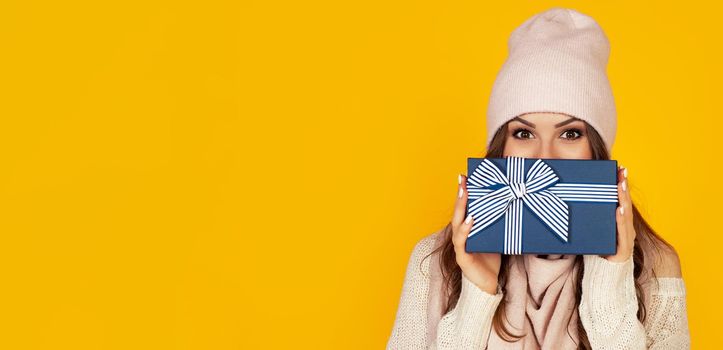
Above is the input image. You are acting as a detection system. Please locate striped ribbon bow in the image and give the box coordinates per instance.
[466,157,618,254]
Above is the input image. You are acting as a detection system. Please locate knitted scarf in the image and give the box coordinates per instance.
[426,233,581,349]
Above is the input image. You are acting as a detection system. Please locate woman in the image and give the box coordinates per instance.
[386,8,690,350]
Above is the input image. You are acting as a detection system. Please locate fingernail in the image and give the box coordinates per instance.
[622,179,627,192]
[619,206,624,215]
[465,214,472,224]
[458,174,462,185]
[623,167,628,178]
[458,186,463,198]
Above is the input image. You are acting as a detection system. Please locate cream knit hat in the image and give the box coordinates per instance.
[486,7,617,153]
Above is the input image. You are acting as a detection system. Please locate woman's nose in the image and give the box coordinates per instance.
[535,145,554,159]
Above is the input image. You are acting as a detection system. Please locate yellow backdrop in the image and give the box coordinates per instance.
[1,0,719,348]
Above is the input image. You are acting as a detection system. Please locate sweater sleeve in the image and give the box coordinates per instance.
[579,254,691,350]
[386,233,504,350]
[579,254,647,349]
[642,278,690,349]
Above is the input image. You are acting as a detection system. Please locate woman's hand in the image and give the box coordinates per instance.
[451,174,501,295]
[605,166,635,262]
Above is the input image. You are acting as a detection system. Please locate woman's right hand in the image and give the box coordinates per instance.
[452,174,501,295]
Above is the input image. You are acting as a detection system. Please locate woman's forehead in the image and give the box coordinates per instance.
[513,112,582,125]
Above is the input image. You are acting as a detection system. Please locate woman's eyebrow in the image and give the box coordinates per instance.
[512,117,536,128]
[554,117,580,128]
[512,116,580,128]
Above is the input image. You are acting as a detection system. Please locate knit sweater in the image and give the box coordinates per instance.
[386,230,690,349]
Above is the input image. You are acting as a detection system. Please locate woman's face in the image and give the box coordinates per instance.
[502,112,592,159]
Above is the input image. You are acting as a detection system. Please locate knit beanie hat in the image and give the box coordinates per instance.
[486,7,617,153]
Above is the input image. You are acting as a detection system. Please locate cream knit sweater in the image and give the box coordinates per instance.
[386,231,690,349]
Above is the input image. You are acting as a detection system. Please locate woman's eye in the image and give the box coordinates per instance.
[512,129,534,139]
[560,128,582,140]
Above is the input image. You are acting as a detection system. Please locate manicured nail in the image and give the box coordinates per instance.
[465,214,472,224]
[622,179,627,192]
[623,167,628,178]
[619,206,624,215]
[458,186,463,198]
[458,174,462,185]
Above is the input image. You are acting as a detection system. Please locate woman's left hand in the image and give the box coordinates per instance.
[605,165,635,263]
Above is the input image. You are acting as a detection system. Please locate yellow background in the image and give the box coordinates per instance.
[1,1,720,348]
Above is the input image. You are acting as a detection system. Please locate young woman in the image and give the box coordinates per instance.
[386,8,690,350]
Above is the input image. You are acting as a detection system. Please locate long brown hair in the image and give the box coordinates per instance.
[422,120,676,349]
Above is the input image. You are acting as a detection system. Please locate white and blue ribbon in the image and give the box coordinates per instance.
[466,157,618,254]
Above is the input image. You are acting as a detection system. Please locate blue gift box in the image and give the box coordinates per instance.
[465,157,619,255]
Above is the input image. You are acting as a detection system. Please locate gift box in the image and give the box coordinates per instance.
[465,156,619,255]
